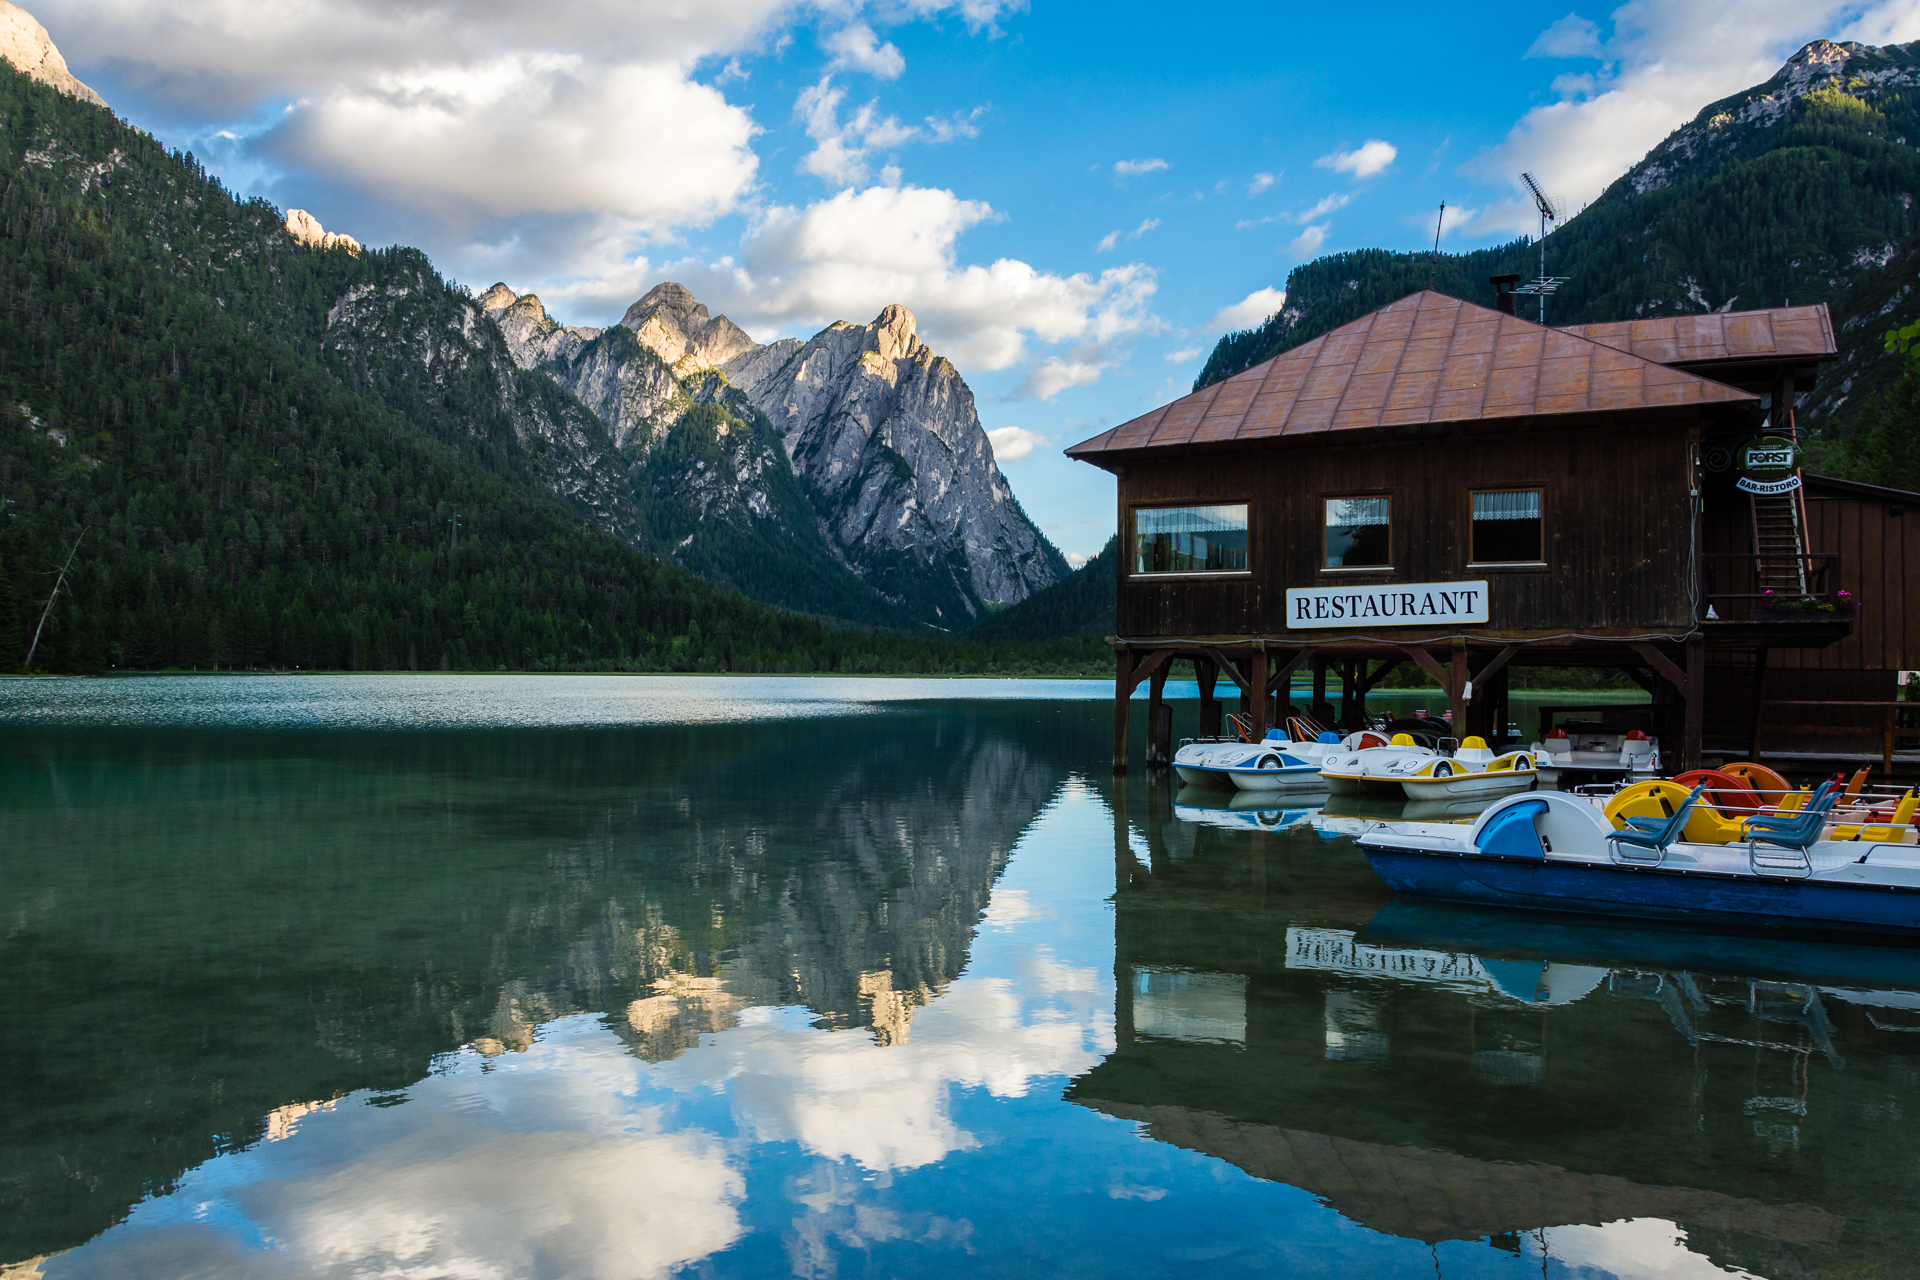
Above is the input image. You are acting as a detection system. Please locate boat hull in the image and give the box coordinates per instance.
[1227,766,1327,793]
[1361,846,1920,935]
[1399,772,1537,801]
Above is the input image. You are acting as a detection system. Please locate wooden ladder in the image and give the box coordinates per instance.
[1750,490,1807,595]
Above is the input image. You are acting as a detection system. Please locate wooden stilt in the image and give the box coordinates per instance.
[1196,656,1220,738]
[1450,646,1470,739]
[1113,649,1133,772]
[1147,661,1172,766]
[1685,639,1705,770]
[1250,649,1270,741]
[1311,656,1328,725]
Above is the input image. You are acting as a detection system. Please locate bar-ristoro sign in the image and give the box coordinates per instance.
[1286,581,1489,629]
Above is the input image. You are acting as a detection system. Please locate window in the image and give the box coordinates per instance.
[1324,496,1391,569]
[1471,488,1544,564]
[1132,504,1249,575]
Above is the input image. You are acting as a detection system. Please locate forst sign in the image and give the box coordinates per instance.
[1736,435,1801,495]
[1286,581,1490,629]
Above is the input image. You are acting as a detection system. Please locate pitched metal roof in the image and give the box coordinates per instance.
[1558,305,1837,367]
[1066,290,1759,462]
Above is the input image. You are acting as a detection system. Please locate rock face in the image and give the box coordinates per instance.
[719,302,1063,620]
[284,208,361,255]
[478,280,1065,624]
[0,1,104,107]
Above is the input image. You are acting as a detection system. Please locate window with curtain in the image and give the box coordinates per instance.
[1132,504,1250,574]
[1324,496,1391,568]
[1471,488,1544,563]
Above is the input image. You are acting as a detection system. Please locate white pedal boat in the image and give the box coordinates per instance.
[1394,737,1541,801]
[1319,733,1437,795]
[1173,730,1358,793]
[1533,728,1659,786]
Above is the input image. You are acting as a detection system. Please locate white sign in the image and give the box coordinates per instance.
[1736,475,1802,495]
[1285,580,1489,629]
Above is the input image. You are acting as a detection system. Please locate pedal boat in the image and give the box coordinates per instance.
[1532,728,1660,786]
[1394,737,1540,801]
[1319,733,1436,796]
[1174,730,1356,793]
[1356,782,1920,934]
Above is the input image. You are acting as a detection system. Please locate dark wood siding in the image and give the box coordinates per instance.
[1770,481,1920,671]
[1115,423,1694,638]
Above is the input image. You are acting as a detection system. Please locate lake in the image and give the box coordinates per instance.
[1,675,1906,1279]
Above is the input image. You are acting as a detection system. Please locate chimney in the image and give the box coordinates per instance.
[1490,274,1521,315]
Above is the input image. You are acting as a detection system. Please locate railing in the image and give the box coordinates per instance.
[1755,700,1920,772]
[1701,553,1844,623]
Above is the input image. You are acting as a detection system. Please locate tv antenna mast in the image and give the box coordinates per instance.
[1512,171,1569,323]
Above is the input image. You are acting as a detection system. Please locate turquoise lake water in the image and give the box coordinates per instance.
[0,675,1904,1279]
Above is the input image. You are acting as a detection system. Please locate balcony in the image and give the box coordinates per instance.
[1700,553,1853,643]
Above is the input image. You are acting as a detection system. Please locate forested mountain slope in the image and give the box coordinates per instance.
[1197,39,1920,446]
[964,537,1117,644]
[0,65,1094,673]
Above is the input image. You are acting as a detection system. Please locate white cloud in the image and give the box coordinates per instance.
[1017,354,1108,400]
[1469,0,1920,236]
[796,77,983,185]
[1289,223,1330,257]
[1207,286,1285,331]
[1315,139,1396,179]
[986,426,1049,460]
[1296,192,1351,222]
[1165,346,1202,362]
[666,183,1158,372]
[1098,217,1158,251]
[823,23,906,79]
[1113,157,1169,177]
[1248,171,1276,194]
[1065,551,1089,568]
[1527,13,1605,59]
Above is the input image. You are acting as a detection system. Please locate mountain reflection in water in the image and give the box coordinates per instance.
[1,679,1914,1278]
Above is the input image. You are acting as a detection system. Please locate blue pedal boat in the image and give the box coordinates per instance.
[1355,790,1920,935]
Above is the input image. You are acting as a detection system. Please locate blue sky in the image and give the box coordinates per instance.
[34,0,1920,561]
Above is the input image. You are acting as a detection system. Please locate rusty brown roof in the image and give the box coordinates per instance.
[1066,290,1758,462]
[1558,305,1837,367]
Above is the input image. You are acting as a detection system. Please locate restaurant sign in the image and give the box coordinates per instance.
[1286,580,1489,629]
[1736,435,1800,495]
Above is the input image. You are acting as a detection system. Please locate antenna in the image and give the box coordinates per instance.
[1513,171,1569,323]
[1428,202,1446,291]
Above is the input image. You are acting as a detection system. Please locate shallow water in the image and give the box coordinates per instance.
[1,676,1904,1279]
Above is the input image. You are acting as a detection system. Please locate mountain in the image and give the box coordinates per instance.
[477,280,1067,627]
[0,55,1100,674]
[965,536,1118,643]
[1196,39,1920,447]
[0,0,102,107]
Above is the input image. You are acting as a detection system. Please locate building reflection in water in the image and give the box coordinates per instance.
[1070,779,1920,1275]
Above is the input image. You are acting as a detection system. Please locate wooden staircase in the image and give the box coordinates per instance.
[1751,490,1808,596]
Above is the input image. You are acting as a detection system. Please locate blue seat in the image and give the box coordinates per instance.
[1741,782,1841,850]
[1606,784,1707,862]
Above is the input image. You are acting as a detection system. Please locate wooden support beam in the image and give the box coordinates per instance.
[1398,645,1454,691]
[1471,644,1522,687]
[1620,666,1659,695]
[1113,649,1133,773]
[1147,662,1172,766]
[1203,648,1252,697]
[1267,646,1318,696]
[1250,649,1270,741]
[1123,647,1177,695]
[1195,656,1221,739]
[1627,642,1689,698]
[1450,647,1470,738]
[1684,639,1705,770]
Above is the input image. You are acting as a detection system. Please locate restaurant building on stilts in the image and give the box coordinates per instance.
[1064,285,1919,773]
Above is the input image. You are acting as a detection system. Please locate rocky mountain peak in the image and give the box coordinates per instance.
[869,304,922,361]
[1778,39,1861,92]
[0,0,104,107]
[621,281,759,373]
[283,208,360,255]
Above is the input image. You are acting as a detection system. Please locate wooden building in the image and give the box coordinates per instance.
[1066,288,1852,770]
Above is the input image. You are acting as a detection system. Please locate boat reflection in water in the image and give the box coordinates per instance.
[1083,782,1920,1277]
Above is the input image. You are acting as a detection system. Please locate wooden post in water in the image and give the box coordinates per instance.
[1196,656,1221,738]
[1113,648,1133,772]
[1311,656,1328,727]
[1450,644,1470,740]
[1685,639,1705,770]
[1146,661,1172,766]
[1250,649,1270,741]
